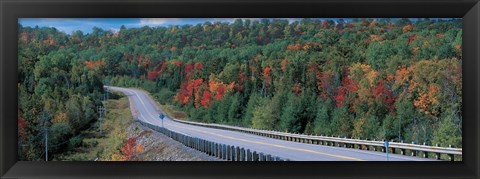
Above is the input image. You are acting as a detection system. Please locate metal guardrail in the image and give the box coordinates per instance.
[110,86,461,161]
[169,118,462,161]
[134,117,288,161]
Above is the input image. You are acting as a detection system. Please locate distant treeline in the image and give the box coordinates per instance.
[18,18,462,160]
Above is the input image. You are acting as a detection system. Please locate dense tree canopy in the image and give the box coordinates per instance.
[18,18,462,160]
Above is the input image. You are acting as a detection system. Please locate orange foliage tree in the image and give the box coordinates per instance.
[402,24,414,33]
[84,61,104,69]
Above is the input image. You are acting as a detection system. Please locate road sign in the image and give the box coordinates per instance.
[384,140,389,161]
[159,113,165,128]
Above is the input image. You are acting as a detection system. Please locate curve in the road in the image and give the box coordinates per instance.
[108,86,436,161]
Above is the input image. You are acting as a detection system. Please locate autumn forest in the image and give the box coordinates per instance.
[18,18,462,161]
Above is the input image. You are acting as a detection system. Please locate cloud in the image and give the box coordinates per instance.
[109,28,120,33]
[139,18,180,26]
[210,18,303,24]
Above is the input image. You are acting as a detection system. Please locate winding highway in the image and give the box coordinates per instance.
[108,86,435,161]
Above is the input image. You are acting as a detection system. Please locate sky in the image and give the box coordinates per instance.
[19,18,458,34]
[18,18,308,34]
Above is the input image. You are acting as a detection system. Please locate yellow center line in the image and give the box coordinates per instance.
[169,123,364,161]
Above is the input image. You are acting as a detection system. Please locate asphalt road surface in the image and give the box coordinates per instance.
[108,86,436,161]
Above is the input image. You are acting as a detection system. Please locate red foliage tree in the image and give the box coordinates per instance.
[194,62,203,70]
[335,88,348,107]
[317,70,333,98]
[201,90,212,108]
[373,79,386,98]
[193,79,203,108]
[236,71,245,91]
[322,20,329,28]
[147,71,159,81]
[120,137,145,161]
[343,76,358,92]
[175,78,204,105]
[215,85,225,100]
[18,112,28,138]
[263,66,273,79]
[121,138,137,160]
[374,79,396,113]
[184,63,194,75]
[408,34,417,45]
[335,75,358,107]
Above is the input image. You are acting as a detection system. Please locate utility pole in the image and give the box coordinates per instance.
[45,127,48,161]
[398,115,402,142]
[98,106,105,135]
[100,106,103,135]
[103,92,107,114]
[42,112,48,161]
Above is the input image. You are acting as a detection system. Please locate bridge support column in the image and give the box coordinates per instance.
[435,144,440,160]
[230,146,234,160]
[187,137,191,147]
[448,145,454,161]
[235,147,240,161]
[240,148,245,161]
[203,140,206,152]
[266,154,272,161]
[422,151,428,158]
[226,145,230,160]
[411,142,417,157]
[252,151,259,161]
[196,138,200,150]
[210,143,214,156]
[219,144,223,159]
[212,143,215,157]
[223,144,227,160]
[190,137,193,148]
[246,149,252,161]
[218,144,222,159]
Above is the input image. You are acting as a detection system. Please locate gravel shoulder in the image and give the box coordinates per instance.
[126,112,222,161]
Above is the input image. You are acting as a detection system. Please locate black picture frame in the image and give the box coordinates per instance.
[1,0,479,178]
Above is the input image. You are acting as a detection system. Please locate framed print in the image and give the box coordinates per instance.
[1,0,479,178]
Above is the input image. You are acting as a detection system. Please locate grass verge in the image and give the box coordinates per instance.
[159,104,188,120]
[55,93,133,161]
